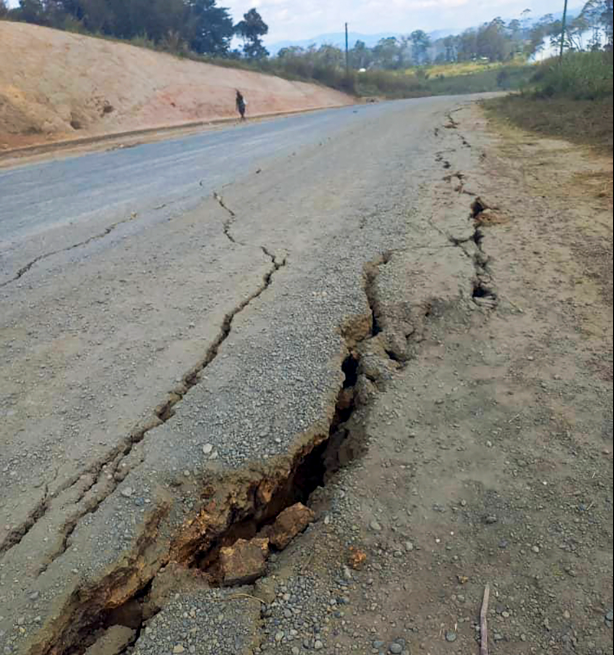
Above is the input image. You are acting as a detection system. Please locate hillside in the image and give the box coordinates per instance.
[0,22,352,151]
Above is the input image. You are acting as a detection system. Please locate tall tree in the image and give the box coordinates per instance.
[601,0,613,45]
[235,8,269,59]
[443,35,458,62]
[458,28,478,61]
[0,0,8,17]
[373,37,402,69]
[477,18,512,61]
[185,0,234,55]
[410,30,431,64]
[16,0,48,25]
[350,40,373,69]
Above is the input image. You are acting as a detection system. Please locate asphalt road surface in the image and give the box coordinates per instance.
[0,96,475,654]
[2,102,419,275]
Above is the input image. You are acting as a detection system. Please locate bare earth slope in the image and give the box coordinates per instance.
[0,22,352,151]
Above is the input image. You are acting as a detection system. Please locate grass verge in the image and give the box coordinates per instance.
[485,95,613,152]
[484,52,613,152]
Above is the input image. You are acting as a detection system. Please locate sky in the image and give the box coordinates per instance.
[6,0,573,44]
[226,0,571,44]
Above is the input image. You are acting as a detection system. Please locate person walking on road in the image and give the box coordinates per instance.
[236,90,247,121]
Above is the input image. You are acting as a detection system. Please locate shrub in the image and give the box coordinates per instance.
[532,51,613,100]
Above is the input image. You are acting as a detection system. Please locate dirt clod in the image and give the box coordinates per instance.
[264,503,315,551]
[219,538,270,587]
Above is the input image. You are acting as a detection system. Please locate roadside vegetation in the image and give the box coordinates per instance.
[1,0,612,102]
[485,51,614,151]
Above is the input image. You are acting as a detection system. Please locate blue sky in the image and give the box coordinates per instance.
[7,0,573,43]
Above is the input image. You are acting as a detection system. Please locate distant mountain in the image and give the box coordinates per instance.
[268,30,458,55]
[267,8,584,56]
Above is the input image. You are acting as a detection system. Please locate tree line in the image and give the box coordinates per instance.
[277,1,613,73]
[0,0,270,58]
[2,0,612,68]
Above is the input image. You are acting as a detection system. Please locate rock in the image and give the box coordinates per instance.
[606,609,613,622]
[173,647,185,655]
[202,444,214,456]
[219,538,269,587]
[370,520,383,532]
[484,515,498,525]
[84,626,136,655]
[390,644,403,654]
[404,541,415,552]
[445,631,458,643]
[266,504,315,550]
[120,487,134,499]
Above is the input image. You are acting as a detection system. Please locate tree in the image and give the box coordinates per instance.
[410,30,431,64]
[526,14,554,56]
[373,37,402,69]
[596,0,613,46]
[458,28,478,61]
[16,0,48,25]
[477,18,512,61]
[350,40,373,69]
[443,35,458,62]
[185,0,234,55]
[0,0,8,17]
[235,8,269,59]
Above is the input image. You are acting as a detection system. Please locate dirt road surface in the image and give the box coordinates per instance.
[0,97,612,655]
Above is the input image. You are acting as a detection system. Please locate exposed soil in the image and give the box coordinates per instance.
[0,22,351,152]
[240,106,614,654]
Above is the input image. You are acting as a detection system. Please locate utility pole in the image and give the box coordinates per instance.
[559,0,569,62]
[345,23,350,75]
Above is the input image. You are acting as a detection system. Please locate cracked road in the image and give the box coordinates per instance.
[0,95,487,653]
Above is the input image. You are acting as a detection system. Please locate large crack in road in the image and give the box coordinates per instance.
[0,97,497,655]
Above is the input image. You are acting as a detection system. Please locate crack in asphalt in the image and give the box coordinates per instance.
[36,248,288,573]
[213,191,242,246]
[0,212,142,290]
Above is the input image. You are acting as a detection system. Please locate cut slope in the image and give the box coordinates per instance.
[0,22,352,151]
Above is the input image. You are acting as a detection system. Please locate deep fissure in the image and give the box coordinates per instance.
[28,250,288,579]
[43,255,392,655]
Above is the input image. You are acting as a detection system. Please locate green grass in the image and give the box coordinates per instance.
[484,52,614,152]
[532,51,613,100]
[353,64,534,99]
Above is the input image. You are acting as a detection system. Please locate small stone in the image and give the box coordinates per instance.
[173,647,185,654]
[373,641,385,649]
[484,515,498,525]
[370,521,383,532]
[445,631,458,643]
[314,641,324,650]
[202,444,214,455]
[404,541,415,552]
[606,610,614,622]
[532,545,540,554]
[389,644,403,654]
[120,487,133,499]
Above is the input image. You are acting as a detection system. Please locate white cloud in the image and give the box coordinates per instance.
[223,0,572,43]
